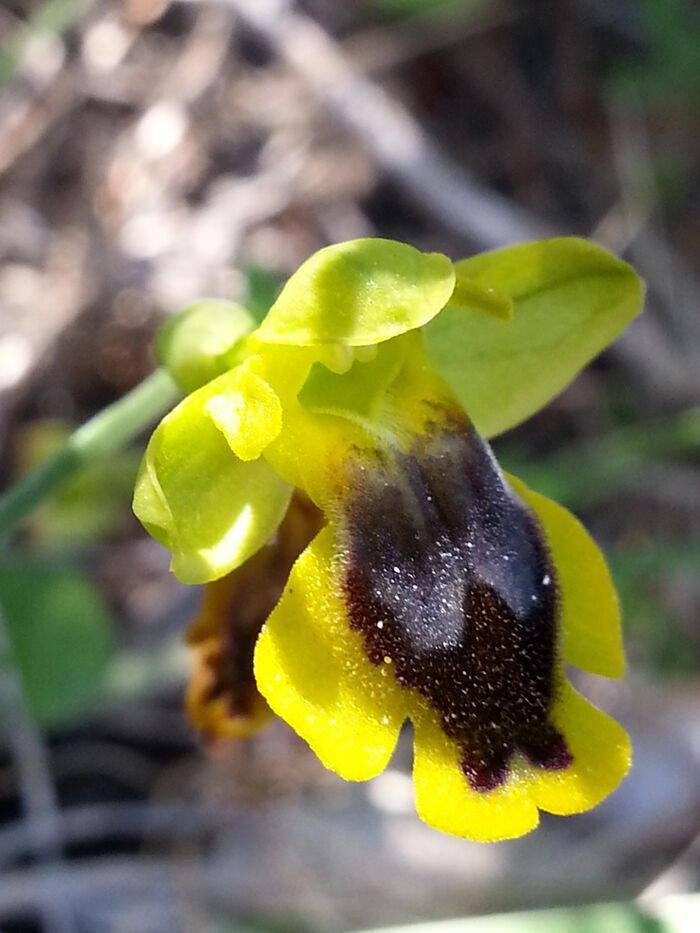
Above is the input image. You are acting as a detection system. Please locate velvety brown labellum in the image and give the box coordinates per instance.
[343,423,572,791]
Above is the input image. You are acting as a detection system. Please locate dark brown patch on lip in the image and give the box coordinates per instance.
[343,422,572,792]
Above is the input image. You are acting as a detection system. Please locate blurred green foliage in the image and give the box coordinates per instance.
[498,407,700,512]
[0,560,113,724]
[0,419,135,722]
[216,893,700,932]
[610,0,700,104]
[498,406,700,679]
[369,0,485,21]
[611,541,700,677]
[0,0,93,88]
[356,898,694,932]
[14,420,140,548]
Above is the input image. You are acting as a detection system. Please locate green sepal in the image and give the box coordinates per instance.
[255,238,455,347]
[447,273,513,321]
[423,237,645,438]
[298,337,405,424]
[157,300,255,394]
[132,366,291,584]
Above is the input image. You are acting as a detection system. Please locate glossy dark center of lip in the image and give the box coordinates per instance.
[343,422,572,792]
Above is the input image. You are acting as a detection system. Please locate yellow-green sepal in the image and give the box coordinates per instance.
[424,238,645,438]
[157,300,255,394]
[255,238,455,347]
[446,273,513,321]
[297,337,405,424]
[508,472,625,678]
[132,366,291,585]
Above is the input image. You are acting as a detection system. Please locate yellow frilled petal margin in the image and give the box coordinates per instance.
[254,526,406,781]
[508,473,625,679]
[529,679,631,817]
[410,477,631,842]
[254,487,631,842]
[412,678,631,842]
[412,707,539,842]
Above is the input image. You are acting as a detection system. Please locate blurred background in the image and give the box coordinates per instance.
[1,1,700,931]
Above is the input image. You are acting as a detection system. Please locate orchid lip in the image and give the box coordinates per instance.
[134,235,639,839]
[342,421,571,792]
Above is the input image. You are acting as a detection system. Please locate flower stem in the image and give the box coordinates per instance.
[0,368,180,540]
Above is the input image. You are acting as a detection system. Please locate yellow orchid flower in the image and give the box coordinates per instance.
[133,237,644,841]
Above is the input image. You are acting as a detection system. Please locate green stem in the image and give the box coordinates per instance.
[0,368,180,540]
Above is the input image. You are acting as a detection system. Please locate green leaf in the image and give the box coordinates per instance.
[423,238,644,438]
[157,300,255,394]
[0,561,113,724]
[133,366,292,584]
[256,238,455,347]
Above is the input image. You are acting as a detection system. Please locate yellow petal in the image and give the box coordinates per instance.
[411,705,539,842]
[133,372,292,585]
[204,362,283,462]
[254,526,406,781]
[528,679,631,815]
[507,474,625,679]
